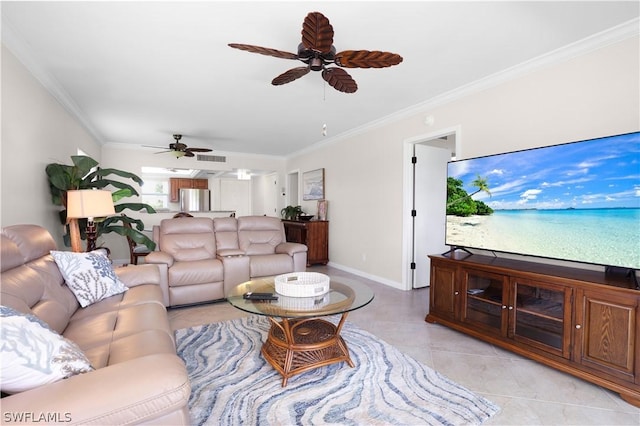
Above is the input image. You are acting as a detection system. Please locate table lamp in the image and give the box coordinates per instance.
[66,189,115,252]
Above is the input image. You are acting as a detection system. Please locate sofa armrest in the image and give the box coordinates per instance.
[115,264,161,287]
[0,354,190,425]
[218,254,250,295]
[217,248,245,257]
[276,242,308,256]
[145,251,175,267]
[140,251,174,306]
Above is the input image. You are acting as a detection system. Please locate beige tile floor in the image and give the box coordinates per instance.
[168,265,640,425]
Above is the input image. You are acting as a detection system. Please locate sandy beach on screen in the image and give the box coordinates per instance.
[446,210,640,268]
[446,215,492,248]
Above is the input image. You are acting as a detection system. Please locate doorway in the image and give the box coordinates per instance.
[252,173,279,216]
[402,127,459,290]
[287,170,300,206]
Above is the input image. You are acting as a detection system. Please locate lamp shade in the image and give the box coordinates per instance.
[66,190,115,219]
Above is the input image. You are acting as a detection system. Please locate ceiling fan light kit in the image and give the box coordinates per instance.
[229,11,403,93]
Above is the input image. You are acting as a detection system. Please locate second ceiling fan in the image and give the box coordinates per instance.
[228,11,403,93]
[149,134,212,158]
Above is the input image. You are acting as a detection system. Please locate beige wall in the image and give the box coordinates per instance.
[1,45,102,247]
[286,36,640,287]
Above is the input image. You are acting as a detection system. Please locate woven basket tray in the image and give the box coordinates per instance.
[277,294,330,310]
[274,272,330,297]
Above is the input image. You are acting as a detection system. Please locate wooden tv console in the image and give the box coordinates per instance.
[426,253,640,407]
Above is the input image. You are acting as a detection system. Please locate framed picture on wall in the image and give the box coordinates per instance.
[303,168,325,200]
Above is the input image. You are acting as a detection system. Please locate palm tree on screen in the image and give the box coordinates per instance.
[469,176,491,199]
[446,175,491,209]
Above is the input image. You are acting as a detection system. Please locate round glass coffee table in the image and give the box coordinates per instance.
[227,277,374,386]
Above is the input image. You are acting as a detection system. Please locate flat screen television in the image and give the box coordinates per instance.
[445,131,640,271]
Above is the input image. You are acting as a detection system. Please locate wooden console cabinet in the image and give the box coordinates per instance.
[426,253,640,407]
[282,220,329,266]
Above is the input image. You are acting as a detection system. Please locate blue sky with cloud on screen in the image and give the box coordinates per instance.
[448,132,640,210]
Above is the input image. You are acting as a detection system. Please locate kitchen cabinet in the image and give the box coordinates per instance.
[169,178,208,202]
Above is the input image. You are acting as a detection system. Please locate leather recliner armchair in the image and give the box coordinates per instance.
[145,217,225,307]
[236,215,308,277]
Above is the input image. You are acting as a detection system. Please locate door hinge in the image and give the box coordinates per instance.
[411,209,417,217]
[410,262,416,270]
[411,156,417,164]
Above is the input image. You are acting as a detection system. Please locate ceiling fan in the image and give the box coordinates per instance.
[228,11,403,93]
[146,134,212,158]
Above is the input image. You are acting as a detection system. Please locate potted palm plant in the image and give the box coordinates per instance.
[46,155,156,250]
[280,205,303,220]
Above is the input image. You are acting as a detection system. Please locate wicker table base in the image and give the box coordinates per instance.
[261,313,354,386]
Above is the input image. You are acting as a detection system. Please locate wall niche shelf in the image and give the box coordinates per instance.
[426,253,639,407]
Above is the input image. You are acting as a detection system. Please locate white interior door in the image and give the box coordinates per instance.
[263,173,279,217]
[413,144,451,288]
[287,171,299,206]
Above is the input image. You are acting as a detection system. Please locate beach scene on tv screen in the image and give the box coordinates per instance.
[446,132,640,269]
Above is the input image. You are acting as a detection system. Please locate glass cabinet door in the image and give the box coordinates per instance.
[461,268,507,335]
[510,278,572,358]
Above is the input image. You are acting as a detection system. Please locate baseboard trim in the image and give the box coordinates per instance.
[326,262,405,291]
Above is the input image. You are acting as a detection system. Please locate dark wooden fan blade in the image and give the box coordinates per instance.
[335,50,403,68]
[185,148,213,153]
[183,151,195,157]
[272,67,310,86]
[301,12,334,54]
[322,68,357,93]
[228,43,298,60]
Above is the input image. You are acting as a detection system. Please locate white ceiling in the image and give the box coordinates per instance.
[2,1,639,157]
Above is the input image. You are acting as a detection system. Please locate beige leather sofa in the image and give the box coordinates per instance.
[146,215,308,307]
[1,225,190,425]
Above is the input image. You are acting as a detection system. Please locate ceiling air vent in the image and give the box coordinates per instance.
[197,154,226,163]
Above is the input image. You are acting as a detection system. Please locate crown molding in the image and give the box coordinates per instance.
[287,18,640,159]
[1,16,105,143]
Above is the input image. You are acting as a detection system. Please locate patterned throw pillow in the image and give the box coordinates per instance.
[50,250,129,308]
[0,305,94,394]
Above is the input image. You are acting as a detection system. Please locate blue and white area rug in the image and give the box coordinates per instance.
[175,315,499,426]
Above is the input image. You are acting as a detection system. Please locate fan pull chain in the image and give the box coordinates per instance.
[322,81,328,136]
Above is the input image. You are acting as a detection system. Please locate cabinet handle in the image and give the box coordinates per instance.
[575,324,582,329]
[508,306,514,310]
[454,291,459,295]
[502,305,507,309]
